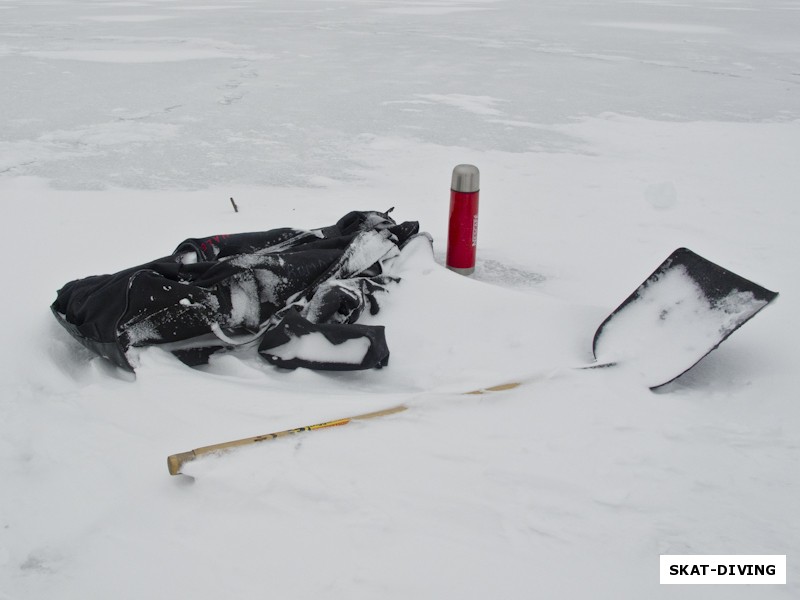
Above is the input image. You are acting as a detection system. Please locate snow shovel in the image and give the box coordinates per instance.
[166,249,777,476]
[591,247,778,389]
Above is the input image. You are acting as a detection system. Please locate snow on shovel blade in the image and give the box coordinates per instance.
[592,248,778,389]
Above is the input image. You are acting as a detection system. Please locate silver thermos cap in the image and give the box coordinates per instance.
[451,164,480,193]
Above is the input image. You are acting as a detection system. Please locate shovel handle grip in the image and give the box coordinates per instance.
[167,451,196,476]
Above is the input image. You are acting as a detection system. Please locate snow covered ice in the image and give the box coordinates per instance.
[2,1,799,599]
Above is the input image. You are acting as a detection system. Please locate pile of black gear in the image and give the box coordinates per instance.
[51,210,422,372]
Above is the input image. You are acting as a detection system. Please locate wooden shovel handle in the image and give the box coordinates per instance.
[166,381,522,475]
[167,404,407,475]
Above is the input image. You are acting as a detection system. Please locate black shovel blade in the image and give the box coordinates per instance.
[592,248,778,389]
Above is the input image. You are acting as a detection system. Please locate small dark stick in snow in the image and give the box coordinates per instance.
[230,197,239,213]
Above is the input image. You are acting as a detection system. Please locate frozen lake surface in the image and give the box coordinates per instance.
[2,0,799,188]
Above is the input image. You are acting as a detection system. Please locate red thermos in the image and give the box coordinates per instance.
[446,164,480,275]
